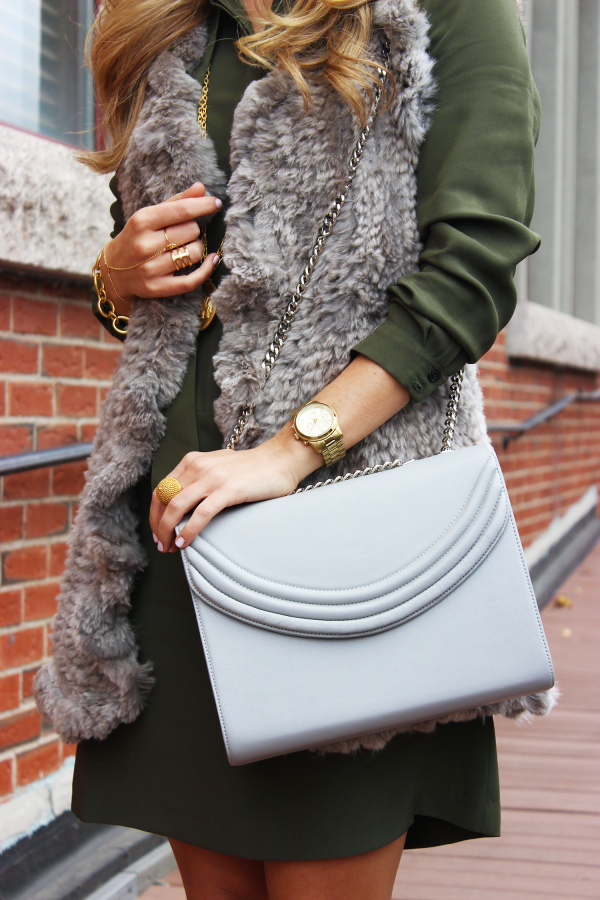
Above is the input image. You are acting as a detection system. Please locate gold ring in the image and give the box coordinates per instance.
[156,476,182,506]
[171,245,192,270]
[164,229,177,252]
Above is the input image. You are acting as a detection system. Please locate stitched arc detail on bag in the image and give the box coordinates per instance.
[187,473,502,612]
[188,453,493,597]
[184,492,508,639]
[181,476,509,637]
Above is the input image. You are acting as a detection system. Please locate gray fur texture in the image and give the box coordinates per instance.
[35,0,556,747]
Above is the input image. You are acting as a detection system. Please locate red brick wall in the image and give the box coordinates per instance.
[480,330,600,547]
[0,271,121,799]
[0,271,599,811]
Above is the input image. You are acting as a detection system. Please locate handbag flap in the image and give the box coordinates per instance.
[180,443,509,637]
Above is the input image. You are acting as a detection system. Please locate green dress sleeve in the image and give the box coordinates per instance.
[353,0,541,401]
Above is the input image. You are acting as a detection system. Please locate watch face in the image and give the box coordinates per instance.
[296,402,335,439]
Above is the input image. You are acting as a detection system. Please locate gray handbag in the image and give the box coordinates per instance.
[177,54,555,766]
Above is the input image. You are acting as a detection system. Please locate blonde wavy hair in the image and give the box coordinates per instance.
[82,0,382,174]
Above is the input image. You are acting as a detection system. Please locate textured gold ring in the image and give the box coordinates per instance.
[156,476,182,506]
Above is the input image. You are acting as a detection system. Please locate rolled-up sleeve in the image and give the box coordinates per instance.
[354,0,541,401]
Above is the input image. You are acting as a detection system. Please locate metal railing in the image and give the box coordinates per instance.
[0,443,93,476]
[487,386,600,449]
[0,386,598,475]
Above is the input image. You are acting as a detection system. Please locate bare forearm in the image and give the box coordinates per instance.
[272,354,410,483]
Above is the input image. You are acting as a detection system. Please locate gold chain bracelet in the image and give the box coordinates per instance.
[93,251,129,336]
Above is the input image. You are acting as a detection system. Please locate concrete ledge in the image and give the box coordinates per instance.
[3,818,164,900]
[0,124,113,278]
[84,844,176,900]
[530,509,600,609]
[506,299,600,372]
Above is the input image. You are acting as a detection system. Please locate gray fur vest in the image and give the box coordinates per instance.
[34,0,555,748]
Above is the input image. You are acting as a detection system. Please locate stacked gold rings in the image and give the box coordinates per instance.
[171,246,193,270]
[164,229,193,272]
[156,476,183,506]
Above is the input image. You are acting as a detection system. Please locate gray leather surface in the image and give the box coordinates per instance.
[179,444,555,764]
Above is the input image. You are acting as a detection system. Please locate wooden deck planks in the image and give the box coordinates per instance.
[393,541,600,899]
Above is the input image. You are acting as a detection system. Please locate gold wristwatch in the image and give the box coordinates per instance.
[291,401,346,467]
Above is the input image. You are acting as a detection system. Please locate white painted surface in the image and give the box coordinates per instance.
[0,756,74,853]
[524,484,599,567]
[0,123,113,277]
[506,298,600,371]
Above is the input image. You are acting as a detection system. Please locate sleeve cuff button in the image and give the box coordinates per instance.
[427,368,441,384]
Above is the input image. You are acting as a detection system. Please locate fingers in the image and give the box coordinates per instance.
[166,183,206,203]
[159,220,201,251]
[151,251,221,298]
[153,481,211,552]
[145,192,222,232]
[145,237,205,277]
[175,491,230,547]
[148,452,208,545]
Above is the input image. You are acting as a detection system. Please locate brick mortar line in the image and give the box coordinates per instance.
[0,732,68,761]
[0,657,49,677]
[0,733,67,762]
[481,383,600,397]
[498,450,600,464]
[0,575,62,591]
[0,414,100,424]
[0,375,115,385]
[0,367,108,381]
[0,620,53,637]
[1,543,69,557]
[0,301,91,310]
[0,339,119,351]
[0,698,38,723]
[0,331,112,344]
[0,498,78,507]
[506,468,600,485]
[501,461,600,476]
[2,418,99,425]
[513,486,599,509]
[0,535,74,549]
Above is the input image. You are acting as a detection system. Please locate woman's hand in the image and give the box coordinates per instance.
[99,183,222,318]
[149,356,411,553]
[149,435,312,552]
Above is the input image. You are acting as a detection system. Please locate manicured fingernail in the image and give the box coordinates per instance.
[212,254,220,266]
[175,536,186,548]
[214,198,222,209]
[152,532,158,543]
[157,541,164,553]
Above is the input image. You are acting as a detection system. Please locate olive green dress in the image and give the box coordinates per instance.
[74,0,540,858]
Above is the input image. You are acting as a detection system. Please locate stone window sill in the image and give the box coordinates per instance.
[506,300,600,373]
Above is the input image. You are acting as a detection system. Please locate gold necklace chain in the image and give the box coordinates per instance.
[197,65,224,331]
[198,66,226,268]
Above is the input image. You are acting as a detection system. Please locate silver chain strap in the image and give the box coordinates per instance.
[223,41,465,493]
[226,42,391,450]
[439,369,464,453]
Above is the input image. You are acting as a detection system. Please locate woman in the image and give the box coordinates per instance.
[35,0,549,897]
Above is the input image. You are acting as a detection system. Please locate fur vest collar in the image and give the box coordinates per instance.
[35,0,555,746]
